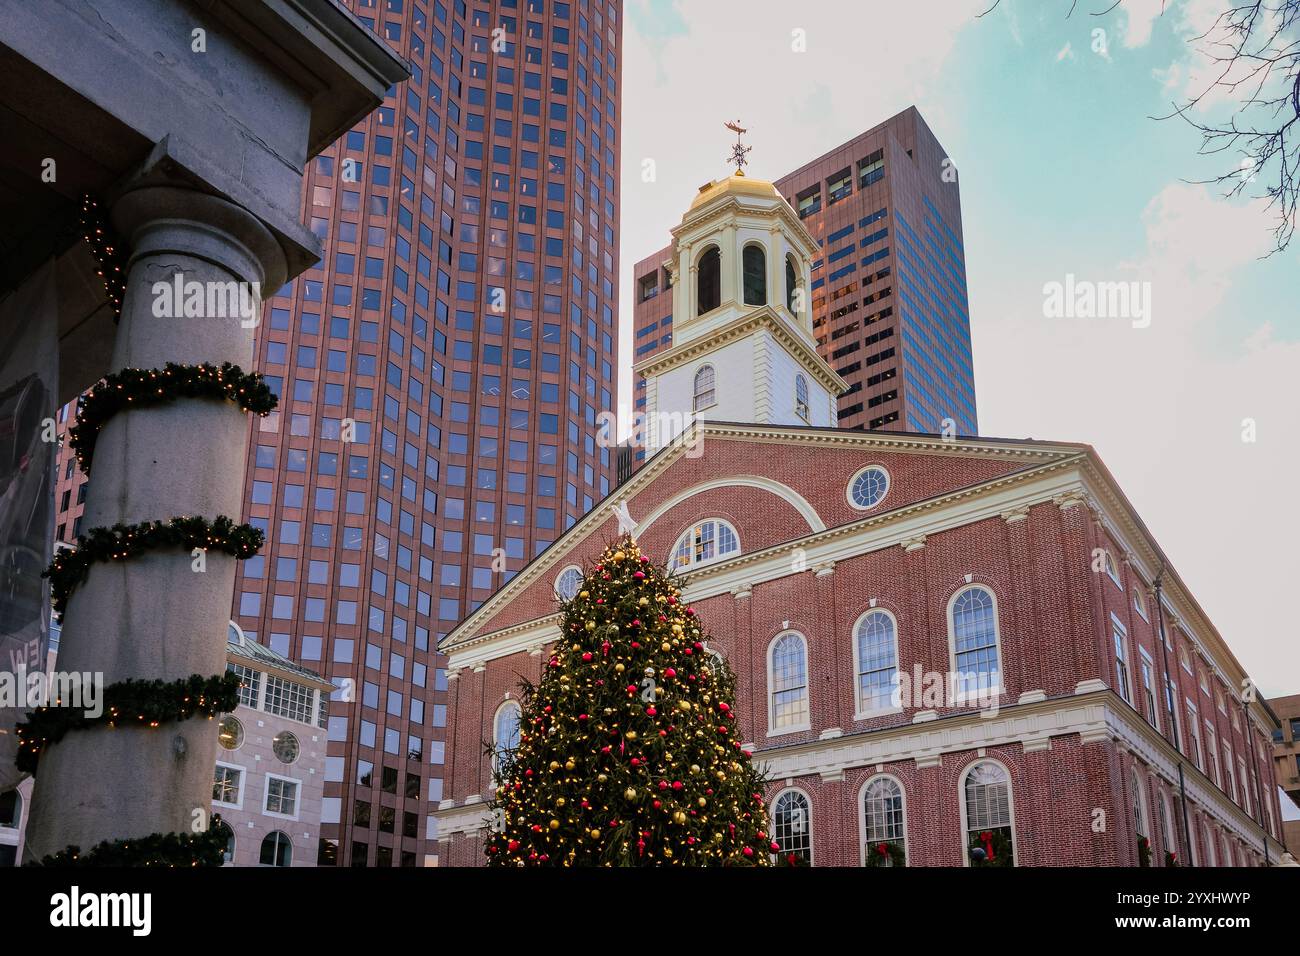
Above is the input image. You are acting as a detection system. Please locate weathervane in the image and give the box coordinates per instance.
[725,120,750,176]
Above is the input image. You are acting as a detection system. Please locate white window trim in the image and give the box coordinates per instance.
[1104,550,1122,588]
[553,564,583,602]
[859,773,908,866]
[845,464,891,512]
[770,786,813,864]
[492,698,522,772]
[1132,587,1149,622]
[1130,766,1149,839]
[263,772,302,822]
[851,608,902,721]
[766,630,811,737]
[946,584,1005,704]
[213,761,246,811]
[692,362,717,413]
[1138,648,1160,731]
[1110,613,1132,704]
[958,758,1017,868]
[668,518,740,573]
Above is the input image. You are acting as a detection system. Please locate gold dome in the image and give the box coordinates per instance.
[687,173,782,211]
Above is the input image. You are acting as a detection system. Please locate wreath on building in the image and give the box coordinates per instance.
[864,840,906,867]
[968,829,1013,866]
[1164,850,1178,867]
[1137,836,1152,867]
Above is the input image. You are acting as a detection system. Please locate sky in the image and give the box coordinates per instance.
[616,0,1299,696]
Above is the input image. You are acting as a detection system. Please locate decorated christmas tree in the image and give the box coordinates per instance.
[485,535,777,866]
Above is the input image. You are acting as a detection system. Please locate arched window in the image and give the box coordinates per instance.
[1130,767,1147,839]
[862,776,906,866]
[794,374,809,421]
[1158,793,1176,864]
[668,519,738,572]
[949,586,1001,698]
[214,820,235,865]
[1203,823,1217,866]
[742,243,766,305]
[1102,550,1121,586]
[260,831,293,867]
[771,789,811,863]
[555,565,583,602]
[493,700,522,771]
[697,246,720,315]
[692,364,716,412]
[769,631,809,732]
[963,761,1014,866]
[785,255,799,313]
[854,609,899,715]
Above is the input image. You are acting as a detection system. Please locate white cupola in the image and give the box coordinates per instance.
[633,172,847,454]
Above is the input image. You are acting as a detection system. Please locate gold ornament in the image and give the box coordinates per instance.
[565,760,576,771]
[614,551,625,561]
[550,819,560,830]
[556,797,567,807]
[639,597,649,606]
[580,590,589,599]
[597,773,608,783]
[614,663,625,673]
[625,730,637,740]
[549,761,560,771]
[661,642,672,652]
[673,811,687,824]
[585,621,596,631]
[672,624,683,635]
[698,797,707,807]
[625,788,637,800]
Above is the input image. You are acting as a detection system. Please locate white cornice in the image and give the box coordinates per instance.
[632,307,847,395]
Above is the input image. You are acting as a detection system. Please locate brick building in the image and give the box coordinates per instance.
[1267,692,1300,849]
[632,107,975,467]
[433,175,1284,866]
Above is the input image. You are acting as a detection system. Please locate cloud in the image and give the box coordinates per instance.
[977,182,1298,693]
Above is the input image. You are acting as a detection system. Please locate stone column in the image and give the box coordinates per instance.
[25,184,285,860]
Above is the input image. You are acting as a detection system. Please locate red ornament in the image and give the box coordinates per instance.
[770,842,780,852]
[672,781,683,791]
[582,652,593,662]
[645,706,656,716]
[626,684,638,694]
[508,840,520,852]
[718,702,730,713]
[743,847,754,858]
[579,714,589,722]
[631,757,641,766]
[659,781,669,791]
[664,668,676,678]
[634,571,645,579]
[653,800,662,809]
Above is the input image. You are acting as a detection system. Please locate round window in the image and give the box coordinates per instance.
[555,566,583,602]
[272,731,300,764]
[849,466,890,510]
[218,714,243,751]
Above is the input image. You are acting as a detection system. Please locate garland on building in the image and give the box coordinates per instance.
[69,362,277,473]
[15,672,241,774]
[1165,849,1178,867]
[1138,835,1152,867]
[863,839,907,867]
[44,515,264,619]
[29,815,230,868]
[485,535,778,866]
[80,194,127,321]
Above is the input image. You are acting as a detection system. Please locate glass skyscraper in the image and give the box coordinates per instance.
[44,0,623,866]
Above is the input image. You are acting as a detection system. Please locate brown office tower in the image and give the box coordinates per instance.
[632,106,974,465]
[50,1,623,868]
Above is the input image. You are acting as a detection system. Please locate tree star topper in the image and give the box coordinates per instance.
[725,120,750,176]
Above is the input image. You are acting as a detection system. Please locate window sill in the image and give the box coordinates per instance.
[766,723,811,739]
[853,705,902,722]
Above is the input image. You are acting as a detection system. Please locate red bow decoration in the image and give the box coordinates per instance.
[876,842,889,857]
[979,831,995,861]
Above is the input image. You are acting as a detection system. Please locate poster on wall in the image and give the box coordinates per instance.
[0,259,57,793]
